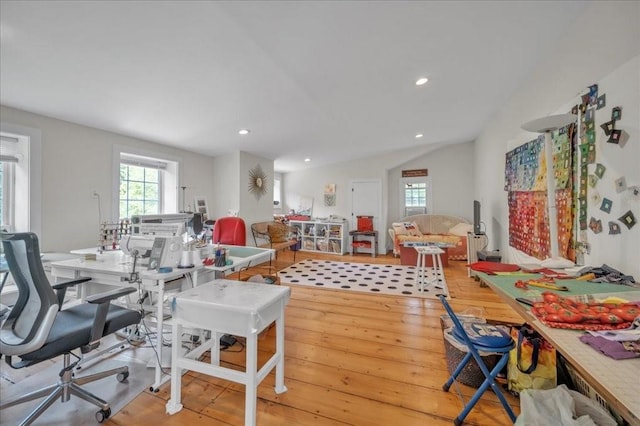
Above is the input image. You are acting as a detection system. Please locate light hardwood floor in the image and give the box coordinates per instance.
[106,250,522,426]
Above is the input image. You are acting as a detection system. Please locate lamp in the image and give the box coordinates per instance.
[521,113,576,258]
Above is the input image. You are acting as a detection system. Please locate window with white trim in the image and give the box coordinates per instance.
[0,134,28,232]
[117,151,179,220]
[273,173,282,208]
[400,176,432,217]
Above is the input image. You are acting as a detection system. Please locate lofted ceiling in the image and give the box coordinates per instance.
[0,1,589,172]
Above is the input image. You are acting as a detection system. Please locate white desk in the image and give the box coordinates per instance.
[166,279,290,426]
[50,251,200,391]
[204,245,274,279]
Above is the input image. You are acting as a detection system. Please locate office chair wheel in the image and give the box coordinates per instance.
[443,383,451,392]
[96,408,111,423]
[116,371,129,382]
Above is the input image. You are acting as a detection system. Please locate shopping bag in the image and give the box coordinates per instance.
[507,323,557,395]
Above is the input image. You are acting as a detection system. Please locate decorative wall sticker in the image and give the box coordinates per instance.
[594,163,606,179]
[588,84,598,105]
[324,183,336,207]
[607,129,622,144]
[600,198,612,214]
[589,217,603,234]
[615,176,627,193]
[589,189,601,205]
[588,175,598,188]
[600,120,614,136]
[585,108,594,122]
[628,186,640,202]
[611,106,622,121]
[618,210,636,230]
[596,94,606,110]
[608,221,621,235]
[248,164,268,199]
[618,130,630,148]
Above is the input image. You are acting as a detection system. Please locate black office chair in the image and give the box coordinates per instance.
[439,295,517,425]
[0,232,142,424]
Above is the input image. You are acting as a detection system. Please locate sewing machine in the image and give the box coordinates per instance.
[120,235,182,270]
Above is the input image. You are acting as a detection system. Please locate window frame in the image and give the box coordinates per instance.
[399,176,432,217]
[0,125,41,235]
[112,145,181,221]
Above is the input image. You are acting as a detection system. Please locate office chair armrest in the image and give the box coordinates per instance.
[83,287,138,353]
[51,277,92,308]
[85,287,137,305]
[51,277,92,290]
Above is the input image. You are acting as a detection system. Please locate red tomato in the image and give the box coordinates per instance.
[543,292,560,303]
[610,307,639,322]
[545,303,564,314]
[544,314,563,322]
[558,309,583,323]
[590,305,610,313]
[533,302,547,310]
[599,313,623,324]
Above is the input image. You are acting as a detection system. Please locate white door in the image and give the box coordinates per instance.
[350,179,382,253]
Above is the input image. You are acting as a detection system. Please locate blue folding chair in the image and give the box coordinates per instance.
[439,295,517,425]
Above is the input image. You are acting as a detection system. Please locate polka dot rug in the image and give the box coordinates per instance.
[278,259,448,299]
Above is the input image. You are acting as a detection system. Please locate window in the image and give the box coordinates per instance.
[273,173,282,208]
[0,155,16,231]
[115,149,179,220]
[0,134,27,232]
[401,177,432,216]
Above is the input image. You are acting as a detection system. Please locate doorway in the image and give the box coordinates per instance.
[350,179,382,254]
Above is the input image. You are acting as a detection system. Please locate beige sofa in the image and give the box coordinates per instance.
[388,214,472,262]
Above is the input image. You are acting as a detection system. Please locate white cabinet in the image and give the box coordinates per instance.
[288,219,348,255]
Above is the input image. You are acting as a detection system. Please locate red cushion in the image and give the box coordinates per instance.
[468,261,520,273]
[213,217,247,245]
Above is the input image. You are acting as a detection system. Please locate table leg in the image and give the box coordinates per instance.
[274,305,287,394]
[245,333,258,426]
[415,252,425,291]
[166,322,184,414]
[151,279,166,392]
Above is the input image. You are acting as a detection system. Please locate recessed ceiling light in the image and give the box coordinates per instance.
[415,77,428,86]
[238,129,250,135]
[304,158,311,163]
[415,133,424,139]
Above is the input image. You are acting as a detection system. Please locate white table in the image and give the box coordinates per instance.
[414,245,445,291]
[166,279,290,426]
[204,245,275,279]
[50,251,200,391]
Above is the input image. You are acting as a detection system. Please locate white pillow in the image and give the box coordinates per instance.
[449,222,473,237]
[392,222,408,236]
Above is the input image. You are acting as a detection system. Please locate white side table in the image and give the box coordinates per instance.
[166,280,291,426]
[414,246,445,292]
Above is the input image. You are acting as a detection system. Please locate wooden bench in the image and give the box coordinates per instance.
[250,221,300,261]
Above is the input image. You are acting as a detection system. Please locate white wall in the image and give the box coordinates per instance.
[388,141,474,222]
[0,105,217,252]
[474,1,640,277]
[283,141,474,252]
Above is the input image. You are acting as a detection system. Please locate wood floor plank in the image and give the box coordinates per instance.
[104,250,521,425]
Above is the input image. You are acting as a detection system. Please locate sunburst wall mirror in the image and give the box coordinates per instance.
[248,164,268,199]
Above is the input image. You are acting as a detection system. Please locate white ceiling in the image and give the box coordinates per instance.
[0,1,589,172]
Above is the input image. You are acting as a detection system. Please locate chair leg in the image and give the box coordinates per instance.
[69,382,109,410]
[443,351,473,391]
[0,353,130,426]
[453,352,516,425]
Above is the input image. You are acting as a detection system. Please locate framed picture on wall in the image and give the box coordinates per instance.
[194,196,209,220]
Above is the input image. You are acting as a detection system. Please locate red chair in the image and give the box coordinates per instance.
[213,217,247,246]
